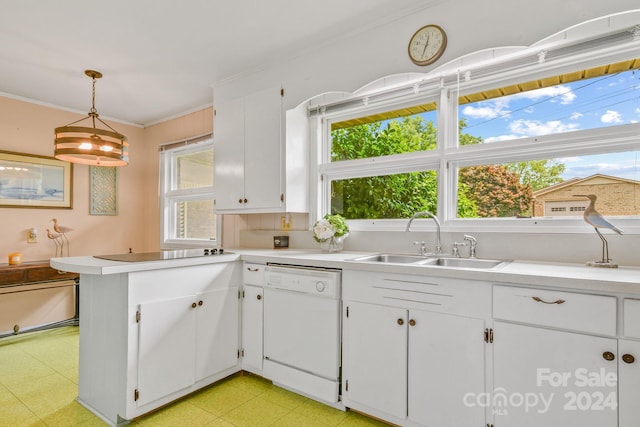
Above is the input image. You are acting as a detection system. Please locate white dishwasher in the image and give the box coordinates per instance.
[263,264,342,407]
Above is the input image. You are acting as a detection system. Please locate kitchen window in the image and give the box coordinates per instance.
[159,137,218,247]
[315,20,640,233]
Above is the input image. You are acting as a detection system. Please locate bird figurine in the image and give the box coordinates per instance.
[46,228,63,258]
[51,218,73,256]
[573,194,622,267]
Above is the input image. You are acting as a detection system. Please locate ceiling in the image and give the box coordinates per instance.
[0,0,432,127]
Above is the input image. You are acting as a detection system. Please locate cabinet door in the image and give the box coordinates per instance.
[619,339,640,427]
[137,295,197,406]
[243,87,283,210]
[408,311,486,426]
[493,322,617,427]
[195,287,239,381]
[241,285,263,374]
[214,96,245,210]
[342,301,407,421]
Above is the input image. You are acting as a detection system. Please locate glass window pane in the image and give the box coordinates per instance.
[459,67,640,145]
[177,148,213,189]
[331,171,437,219]
[457,151,640,218]
[174,200,216,239]
[331,105,438,161]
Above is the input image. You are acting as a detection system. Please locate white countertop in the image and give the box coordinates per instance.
[51,248,640,295]
[50,252,242,275]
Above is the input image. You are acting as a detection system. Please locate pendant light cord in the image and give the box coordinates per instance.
[63,72,121,134]
[90,75,98,128]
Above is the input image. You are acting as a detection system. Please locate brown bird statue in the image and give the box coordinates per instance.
[51,218,73,256]
[573,194,622,268]
[46,228,63,258]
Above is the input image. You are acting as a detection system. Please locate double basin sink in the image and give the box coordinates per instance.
[350,253,509,269]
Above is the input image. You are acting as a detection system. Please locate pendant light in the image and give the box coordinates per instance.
[54,70,129,166]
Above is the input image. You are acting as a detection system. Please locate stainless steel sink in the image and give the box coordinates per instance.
[350,253,508,269]
[421,257,507,269]
[350,253,428,264]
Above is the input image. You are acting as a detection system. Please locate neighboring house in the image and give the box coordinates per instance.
[532,174,640,217]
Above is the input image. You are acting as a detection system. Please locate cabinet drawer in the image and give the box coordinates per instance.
[623,298,640,339]
[343,270,491,318]
[493,285,616,336]
[243,263,265,286]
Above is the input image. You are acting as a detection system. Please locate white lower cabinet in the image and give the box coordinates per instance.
[341,270,490,426]
[492,321,618,426]
[137,294,197,406]
[241,262,265,374]
[342,302,407,420]
[619,299,640,427]
[241,285,263,374]
[137,287,239,406]
[408,310,486,426]
[491,284,640,427]
[618,339,640,427]
[341,272,640,427]
[77,262,242,425]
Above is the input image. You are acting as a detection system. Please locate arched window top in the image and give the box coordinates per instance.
[308,10,640,113]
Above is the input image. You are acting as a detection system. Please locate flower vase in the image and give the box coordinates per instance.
[320,234,348,253]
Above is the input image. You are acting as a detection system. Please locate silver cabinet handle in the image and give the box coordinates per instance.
[532,296,565,305]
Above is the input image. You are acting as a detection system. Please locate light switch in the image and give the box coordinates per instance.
[27,227,38,243]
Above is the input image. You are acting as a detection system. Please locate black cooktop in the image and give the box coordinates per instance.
[94,248,229,262]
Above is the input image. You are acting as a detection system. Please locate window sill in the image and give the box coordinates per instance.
[346,218,640,235]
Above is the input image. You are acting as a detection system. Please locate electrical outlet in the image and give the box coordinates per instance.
[27,228,38,243]
[281,216,292,231]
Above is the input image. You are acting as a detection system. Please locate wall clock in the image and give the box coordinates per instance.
[408,24,447,66]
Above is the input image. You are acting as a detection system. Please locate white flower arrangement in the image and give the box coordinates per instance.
[312,214,349,243]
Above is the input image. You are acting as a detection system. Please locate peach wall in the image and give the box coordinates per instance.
[142,107,214,249]
[0,95,212,263]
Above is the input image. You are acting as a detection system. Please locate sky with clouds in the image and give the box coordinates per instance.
[459,69,640,181]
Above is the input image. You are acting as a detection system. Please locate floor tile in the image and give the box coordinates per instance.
[37,401,101,427]
[188,380,256,417]
[135,399,218,427]
[0,352,56,388]
[339,411,393,426]
[58,366,80,384]
[0,384,40,426]
[225,372,272,395]
[10,372,78,417]
[202,418,236,427]
[0,326,392,427]
[273,410,336,427]
[291,400,350,425]
[259,384,309,410]
[221,396,290,426]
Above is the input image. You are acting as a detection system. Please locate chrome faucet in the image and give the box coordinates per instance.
[463,234,477,258]
[406,211,443,255]
[451,241,467,258]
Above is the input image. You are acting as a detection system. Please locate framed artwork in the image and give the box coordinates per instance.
[90,166,118,215]
[0,150,73,209]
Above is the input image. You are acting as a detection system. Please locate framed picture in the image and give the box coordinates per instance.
[0,150,73,209]
[90,166,118,215]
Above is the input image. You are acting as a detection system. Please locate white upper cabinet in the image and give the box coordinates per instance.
[214,87,308,213]
[213,96,245,210]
